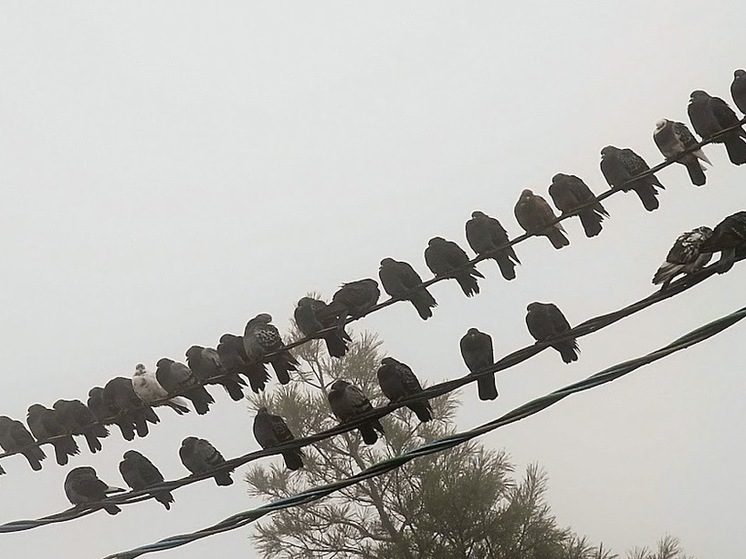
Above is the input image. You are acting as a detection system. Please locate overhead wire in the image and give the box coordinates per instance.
[0,254,742,533]
[99,303,746,559]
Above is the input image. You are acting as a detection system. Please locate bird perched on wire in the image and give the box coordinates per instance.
[600,146,664,212]
[132,363,192,415]
[465,211,520,280]
[376,357,432,423]
[459,328,498,401]
[327,379,385,445]
[732,69,746,114]
[424,237,484,297]
[52,399,109,454]
[688,90,746,166]
[186,345,246,401]
[514,189,570,249]
[652,227,714,288]
[653,119,711,187]
[378,258,438,320]
[119,450,174,510]
[179,437,234,486]
[0,416,46,471]
[153,358,215,415]
[217,333,270,393]
[294,297,351,358]
[525,302,579,364]
[26,404,80,466]
[319,279,381,328]
[252,407,304,471]
[103,377,160,441]
[243,313,299,385]
[64,466,124,515]
[548,174,609,238]
[699,211,746,273]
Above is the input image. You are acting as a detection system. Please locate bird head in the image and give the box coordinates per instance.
[428,236,445,245]
[297,297,316,307]
[156,357,174,369]
[254,313,273,324]
[88,386,104,398]
[181,437,198,449]
[735,69,746,79]
[379,257,396,267]
[122,450,143,460]
[600,146,616,158]
[256,406,269,414]
[134,363,148,376]
[71,466,97,477]
[471,210,487,219]
[690,90,709,101]
[654,119,668,131]
[519,189,534,200]
[185,346,202,360]
[465,327,481,336]
[380,357,396,366]
[526,302,543,312]
[550,173,567,184]
[330,379,350,392]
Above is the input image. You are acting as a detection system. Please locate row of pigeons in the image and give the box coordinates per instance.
[1,72,745,478]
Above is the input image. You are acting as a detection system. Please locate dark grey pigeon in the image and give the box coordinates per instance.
[179,437,234,486]
[119,450,174,510]
[376,357,432,423]
[688,90,746,165]
[186,345,246,401]
[465,211,520,280]
[525,302,579,364]
[327,379,385,445]
[294,297,351,358]
[653,119,711,186]
[0,415,46,470]
[319,279,381,326]
[103,377,160,440]
[155,358,214,415]
[53,399,109,454]
[64,466,123,515]
[424,237,483,297]
[548,174,609,237]
[699,211,746,273]
[652,227,713,288]
[26,404,79,466]
[253,407,304,471]
[243,313,299,385]
[514,189,570,248]
[378,258,438,320]
[217,333,270,393]
[732,69,746,114]
[459,328,498,401]
[600,146,664,211]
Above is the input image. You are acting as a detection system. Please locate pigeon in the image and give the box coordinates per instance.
[459,328,498,401]
[600,146,664,211]
[119,450,174,510]
[131,364,191,415]
[327,379,385,445]
[378,258,438,320]
[688,90,746,165]
[26,404,80,466]
[243,314,299,385]
[217,333,270,393]
[154,358,215,415]
[653,119,711,186]
[179,437,233,486]
[0,416,46,470]
[424,237,484,297]
[732,69,746,114]
[699,211,746,273]
[252,407,304,471]
[525,302,579,364]
[103,377,160,440]
[319,279,381,326]
[64,466,124,515]
[652,227,714,288]
[465,211,520,280]
[548,174,609,238]
[52,399,109,454]
[294,297,351,358]
[186,345,246,401]
[514,189,570,248]
[376,357,432,423]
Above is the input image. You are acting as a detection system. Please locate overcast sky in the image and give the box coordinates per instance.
[2,2,745,558]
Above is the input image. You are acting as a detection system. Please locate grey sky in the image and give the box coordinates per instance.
[1,2,745,558]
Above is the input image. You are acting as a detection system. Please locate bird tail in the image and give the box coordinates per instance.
[270,352,299,385]
[547,227,570,249]
[186,387,214,415]
[23,447,46,471]
[455,271,481,297]
[221,378,246,401]
[115,419,136,441]
[165,397,191,415]
[359,425,379,445]
[555,341,580,364]
[477,374,499,401]
[410,289,437,320]
[156,491,175,510]
[133,413,151,438]
[83,431,103,453]
[409,402,433,423]
[494,254,517,280]
[323,332,350,358]
[724,137,746,165]
[104,504,122,516]
[578,209,604,238]
[214,472,234,486]
[693,148,711,166]
[244,363,270,393]
[53,437,80,466]
[282,450,305,471]
[683,158,707,186]
[633,185,660,212]
[652,262,683,287]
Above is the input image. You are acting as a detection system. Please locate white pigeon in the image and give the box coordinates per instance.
[132,363,191,414]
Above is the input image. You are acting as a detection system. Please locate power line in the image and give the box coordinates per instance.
[0,255,741,533]
[100,303,746,559]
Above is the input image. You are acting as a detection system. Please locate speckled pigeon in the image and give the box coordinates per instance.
[653,119,711,186]
[154,358,214,415]
[119,450,174,510]
[600,146,664,211]
[688,90,746,165]
[699,211,746,273]
[652,227,713,288]
[64,466,124,515]
[186,345,246,401]
[253,407,304,471]
[179,437,233,486]
[243,313,299,385]
[327,379,385,445]
[376,357,432,422]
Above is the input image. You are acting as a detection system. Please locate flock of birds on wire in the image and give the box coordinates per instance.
[2,73,746,515]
